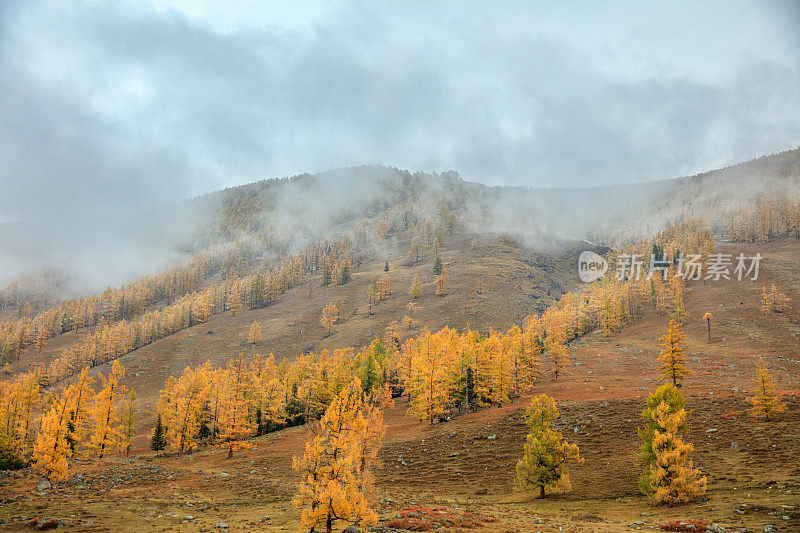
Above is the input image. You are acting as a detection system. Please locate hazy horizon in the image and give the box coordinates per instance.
[1,0,799,291]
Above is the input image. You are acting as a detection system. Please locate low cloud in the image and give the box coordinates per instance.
[0,0,798,288]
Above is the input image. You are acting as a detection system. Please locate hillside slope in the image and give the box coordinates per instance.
[0,237,798,531]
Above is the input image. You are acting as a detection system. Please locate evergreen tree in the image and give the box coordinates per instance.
[432,255,443,275]
[150,414,166,451]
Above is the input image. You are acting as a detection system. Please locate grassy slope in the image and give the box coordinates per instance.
[1,238,799,532]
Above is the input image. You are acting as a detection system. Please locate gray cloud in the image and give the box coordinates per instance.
[0,0,798,286]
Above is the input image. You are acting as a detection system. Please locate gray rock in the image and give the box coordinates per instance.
[764,525,776,533]
[215,522,229,529]
[37,477,52,491]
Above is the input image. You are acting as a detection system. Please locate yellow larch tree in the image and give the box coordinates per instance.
[398,338,417,401]
[638,383,692,494]
[247,321,263,345]
[648,401,707,505]
[67,367,95,455]
[601,286,623,337]
[251,353,287,434]
[664,275,686,322]
[354,385,391,513]
[378,273,393,300]
[320,302,339,334]
[761,284,791,314]
[515,394,583,498]
[747,356,786,421]
[408,331,451,424]
[219,353,255,457]
[487,331,512,405]
[228,289,243,316]
[35,327,47,353]
[160,363,210,454]
[504,325,537,398]
[658,320,690,386]
[32,388,76,482]
[546,340,570,380]
[409,274,423,299]
[435,266,448,296]
[88,360,127,459]
[293,378,384,533]
[15,370,41,454]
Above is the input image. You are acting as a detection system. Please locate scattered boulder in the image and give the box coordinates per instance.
[36,477,51,491]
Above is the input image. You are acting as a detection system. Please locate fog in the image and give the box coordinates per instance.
[0,1,798,293]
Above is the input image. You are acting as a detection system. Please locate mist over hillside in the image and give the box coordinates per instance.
[1,148,798,306]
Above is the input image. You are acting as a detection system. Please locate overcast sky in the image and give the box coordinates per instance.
[1,0,799,224]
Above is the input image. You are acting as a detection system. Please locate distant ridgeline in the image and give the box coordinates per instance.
[1,149,798,376]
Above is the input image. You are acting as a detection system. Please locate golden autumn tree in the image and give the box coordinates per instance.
[658,320,690,386]
[516,394,583,498]
[638,383,692,495]
[293,378,384,533]
[88,360,126,459]
[159,363,210,454]
[218,353,255,457]
[648,401,707,505]
[35,327,47,353]
[320,302,339,334]
[666,275,686,322]
[504,325,538,398]
[702,312,713,341]
[761,284,791,314]
[228,289,243,316]
[32,388,75,481]
[251,353,287,434]
[486,331,512,405]
[355,385,391,508]
[378,273,393,300]
[547,340,570,380]
[247,321,263,345]
[67,366,95,455]
[435,266,448,296]
[409,274,423,299]
[407,332,451,424]
[747,356,786,421]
